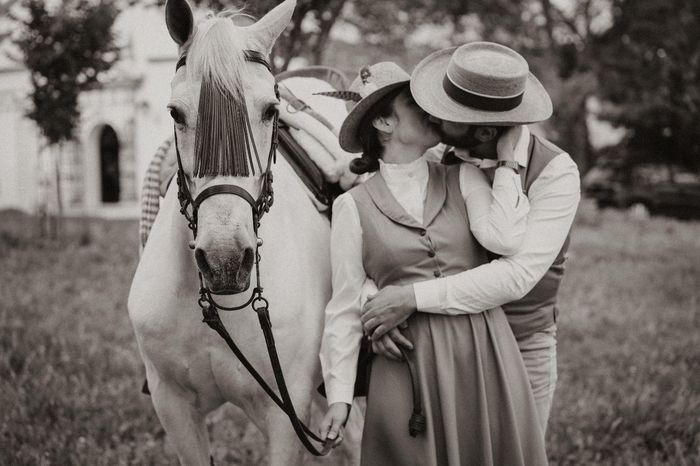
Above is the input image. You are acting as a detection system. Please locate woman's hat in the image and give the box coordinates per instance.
[318,62,409,153]
[410,42,552,125]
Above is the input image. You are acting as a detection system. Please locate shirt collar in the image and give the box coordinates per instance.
[379,156,428,181]
[453,126,531,168]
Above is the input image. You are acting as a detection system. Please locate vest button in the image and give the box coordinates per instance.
[419,229,427,236]
[428,250,436,258]
[433,270,441,277]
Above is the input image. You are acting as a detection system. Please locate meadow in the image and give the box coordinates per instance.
[0,201,698,465]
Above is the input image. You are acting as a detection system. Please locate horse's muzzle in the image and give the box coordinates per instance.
[194,246,255,294]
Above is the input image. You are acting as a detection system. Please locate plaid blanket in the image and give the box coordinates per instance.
[139,136,173,253]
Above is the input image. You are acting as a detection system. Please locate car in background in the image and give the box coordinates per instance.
[583,163,700,220]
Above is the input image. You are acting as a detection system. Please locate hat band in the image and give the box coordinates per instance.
[442,75,523,111]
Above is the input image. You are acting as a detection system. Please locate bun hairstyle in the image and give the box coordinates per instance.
[349,85,408,175]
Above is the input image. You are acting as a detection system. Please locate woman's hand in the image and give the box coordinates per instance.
[318,402,350,448]
[361,285,416,340]
[372,327,414,360]
[496,125,524,161]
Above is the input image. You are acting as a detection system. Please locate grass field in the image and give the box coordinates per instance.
[1,201,698,465]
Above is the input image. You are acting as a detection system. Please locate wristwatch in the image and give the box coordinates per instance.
[496,160,520,174]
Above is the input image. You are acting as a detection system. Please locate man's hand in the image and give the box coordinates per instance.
[318,402,350,448]
[496,125,524,162]
[372,327,414,361]
[361,285,417,340]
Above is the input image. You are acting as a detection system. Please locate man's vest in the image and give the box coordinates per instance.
[490,135,572,340]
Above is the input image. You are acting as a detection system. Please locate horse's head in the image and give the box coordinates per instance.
[165,0,294,293]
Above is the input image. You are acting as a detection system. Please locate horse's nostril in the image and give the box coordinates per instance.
[194,248,211,276]
[241,247,255,272]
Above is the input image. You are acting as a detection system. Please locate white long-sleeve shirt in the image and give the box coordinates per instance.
[413,127,581,314]
[320,155,530,406]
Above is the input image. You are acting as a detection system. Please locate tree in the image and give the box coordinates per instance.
[593,0,700,172]
[132,0,350,71]
[13,0,119,237]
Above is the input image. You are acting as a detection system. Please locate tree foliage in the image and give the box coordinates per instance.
[593,0,700,170]
[134,0,348,70]
[14,0,120,145]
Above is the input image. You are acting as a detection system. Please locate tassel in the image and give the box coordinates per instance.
[409,412,426,437]
[194,79,253,177]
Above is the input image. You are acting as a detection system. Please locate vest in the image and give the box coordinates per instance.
[494,134,573,340]
[349,162,487,290]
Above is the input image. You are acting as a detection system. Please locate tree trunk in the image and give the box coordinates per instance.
[309,0,347,64]
[54,143,64,240]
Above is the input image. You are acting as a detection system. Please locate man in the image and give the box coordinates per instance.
[360,41,581,434]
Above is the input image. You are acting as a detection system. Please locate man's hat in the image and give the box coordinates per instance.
[318,62,410,153]
[411,42,552,125]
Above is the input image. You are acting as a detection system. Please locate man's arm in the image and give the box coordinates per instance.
[414,153,581,314]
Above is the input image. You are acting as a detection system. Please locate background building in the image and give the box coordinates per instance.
[0,5,178,217]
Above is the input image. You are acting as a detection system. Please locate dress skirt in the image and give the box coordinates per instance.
[360,307,548,466]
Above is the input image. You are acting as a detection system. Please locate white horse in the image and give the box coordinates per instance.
[128,1,356,464]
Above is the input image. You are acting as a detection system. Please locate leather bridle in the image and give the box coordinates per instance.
[172,49,331,456]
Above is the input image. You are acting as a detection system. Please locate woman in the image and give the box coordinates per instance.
[319,62,547,466]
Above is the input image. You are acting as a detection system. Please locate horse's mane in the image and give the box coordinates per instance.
[186,11,252,102]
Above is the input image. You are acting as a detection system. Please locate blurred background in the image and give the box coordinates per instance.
[0,0,698,465]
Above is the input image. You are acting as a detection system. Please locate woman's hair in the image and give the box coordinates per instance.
[349,85,408,175]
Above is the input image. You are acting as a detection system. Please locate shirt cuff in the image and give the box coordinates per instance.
[326,380,355,406]
[413,280,443,313]
[493,168,528,211]
[493,166,523,190]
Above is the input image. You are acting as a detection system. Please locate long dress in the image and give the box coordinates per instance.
[348,162,547,466]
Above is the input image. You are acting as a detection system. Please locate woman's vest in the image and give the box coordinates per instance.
[349,162,487,291]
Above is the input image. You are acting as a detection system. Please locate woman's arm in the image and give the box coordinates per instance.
[460,163,530,256]
[319,193,367,407]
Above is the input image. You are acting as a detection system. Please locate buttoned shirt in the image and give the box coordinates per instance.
[320,154,530,405]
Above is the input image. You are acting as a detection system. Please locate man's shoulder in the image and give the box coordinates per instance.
[531,134,567,159]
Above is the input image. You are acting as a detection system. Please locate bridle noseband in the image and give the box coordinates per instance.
[171,49,331,456]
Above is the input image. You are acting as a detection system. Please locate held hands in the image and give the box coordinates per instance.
[361,285,417,341]
[496,125,524,162]
[318,402,350,448]
[372,326,414,361]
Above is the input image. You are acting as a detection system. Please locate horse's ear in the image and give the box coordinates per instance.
[165,0,194,47]
[246,0,296,54]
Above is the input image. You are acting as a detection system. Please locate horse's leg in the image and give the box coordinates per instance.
[150,377,212,466]
[265,402,307,466]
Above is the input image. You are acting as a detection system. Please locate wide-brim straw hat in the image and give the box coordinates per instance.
[322,62,409,153]
[411,42,552,125]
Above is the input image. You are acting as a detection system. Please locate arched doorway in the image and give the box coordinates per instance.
[99,125,120,203]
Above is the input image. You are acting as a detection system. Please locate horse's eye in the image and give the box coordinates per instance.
[262,103,279,122]
[169,107,186,125]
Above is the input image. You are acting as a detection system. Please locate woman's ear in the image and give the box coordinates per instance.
[372,116,394,136]
[474,126,499,143]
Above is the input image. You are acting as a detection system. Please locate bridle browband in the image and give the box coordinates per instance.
[172,49,331,456]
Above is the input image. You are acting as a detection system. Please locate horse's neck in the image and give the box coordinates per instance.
[144,182,199,289]
[261,154,328,248]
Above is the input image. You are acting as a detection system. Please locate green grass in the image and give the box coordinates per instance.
[0,202,698,465]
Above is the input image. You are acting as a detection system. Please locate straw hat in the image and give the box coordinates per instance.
[411,42,552,125]
[318,62,409,153]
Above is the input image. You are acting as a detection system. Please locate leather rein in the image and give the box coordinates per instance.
[172,50,331,457]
